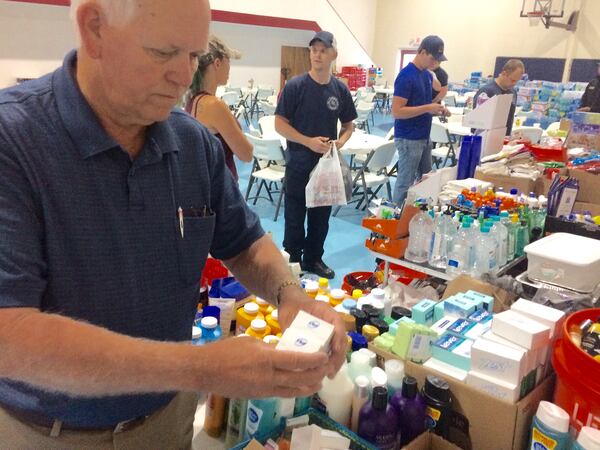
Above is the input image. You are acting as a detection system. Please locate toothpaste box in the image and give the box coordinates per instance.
[447,318,490,340]
[468,308,493,325]
[431,316,456,336]
[431,333,473,371]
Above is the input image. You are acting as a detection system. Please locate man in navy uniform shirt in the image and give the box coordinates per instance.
[275,31,357,279]
[0,1,346,447]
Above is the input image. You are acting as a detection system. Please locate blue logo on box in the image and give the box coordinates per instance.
[248,408,259,423]
[295,338,307,347]
[449,319,473,334]
[435,334,460,350]
[308,320,320,329]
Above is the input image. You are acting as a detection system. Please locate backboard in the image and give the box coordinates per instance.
[520,0,565,18]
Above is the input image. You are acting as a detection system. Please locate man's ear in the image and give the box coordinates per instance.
[77,2,106,59]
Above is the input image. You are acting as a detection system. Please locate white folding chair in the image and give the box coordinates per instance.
[244,134,286,221]
[258,115,277,136]
[252,88,276,118]
[511,126,543,144]
[220,91,239,111]
[258,101,276,116]
[430,122,457,168]
[334,142,397,216]
[354,101,374,133]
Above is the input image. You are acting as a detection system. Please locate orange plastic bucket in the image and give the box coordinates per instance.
[552,308,600,433]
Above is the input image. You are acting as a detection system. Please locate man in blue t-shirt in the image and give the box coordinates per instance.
[275,31,357,279]
[392,35,450,205]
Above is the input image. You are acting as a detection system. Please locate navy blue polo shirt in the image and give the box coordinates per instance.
[0,50,264,427]
[394,63,433,140]
[276,73,357,172]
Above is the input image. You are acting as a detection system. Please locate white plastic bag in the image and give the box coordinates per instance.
[305,145,347,208]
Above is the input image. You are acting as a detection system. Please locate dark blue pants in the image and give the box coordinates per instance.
[283,166,332,263]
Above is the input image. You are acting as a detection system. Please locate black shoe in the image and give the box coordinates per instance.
[301,260,335,279]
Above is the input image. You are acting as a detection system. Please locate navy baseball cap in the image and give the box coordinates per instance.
[309,31,336,48]
[419,35,447,62]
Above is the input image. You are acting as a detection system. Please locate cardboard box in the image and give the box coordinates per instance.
[403,432,462,450]
[442,275,519,314]
[566,168,600,204]
[574,201,600,216]
[370,346,555,450]
[475,169,538,197]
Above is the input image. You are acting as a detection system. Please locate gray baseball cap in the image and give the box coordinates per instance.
[309,31,336,48]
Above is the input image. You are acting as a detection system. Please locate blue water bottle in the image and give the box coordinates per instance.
[199,316,221,344]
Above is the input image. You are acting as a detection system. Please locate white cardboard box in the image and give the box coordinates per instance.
[471,338,526,386]
[510,298,566,339]
[466,370,521,403]
[492,310,551,350]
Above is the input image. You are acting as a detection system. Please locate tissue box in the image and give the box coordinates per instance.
[465,290,494,312]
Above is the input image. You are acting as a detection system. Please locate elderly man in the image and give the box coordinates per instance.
[0,1,346,448]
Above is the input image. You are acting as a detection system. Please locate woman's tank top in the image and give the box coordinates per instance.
[186,92,240,181]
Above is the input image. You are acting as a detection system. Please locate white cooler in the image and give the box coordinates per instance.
[524,233,600,293]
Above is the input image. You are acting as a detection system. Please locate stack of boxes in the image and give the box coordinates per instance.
[340,66,367,91]
[374,293,565,404]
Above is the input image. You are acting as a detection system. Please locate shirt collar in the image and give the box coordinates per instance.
[53,50,179,160]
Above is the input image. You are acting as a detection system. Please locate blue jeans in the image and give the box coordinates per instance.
[392,138,432,205]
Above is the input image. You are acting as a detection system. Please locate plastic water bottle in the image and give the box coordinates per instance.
[490,216,508,267]
[473,226,498,277]
[405,205,434,264]
[500,211,516,262]
[447,221,475,276]
[486,218,503,272]
[428,208,457,269]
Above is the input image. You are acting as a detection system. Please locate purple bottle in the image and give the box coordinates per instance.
[389,376,427,446]
[358,386,399,450]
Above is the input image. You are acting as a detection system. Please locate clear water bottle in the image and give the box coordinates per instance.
[490,216,508,267]
[405,205,434,264]
[447,221,475,276]
[500,212,515,262]
[473,226,498,277]
[428,208,457,269]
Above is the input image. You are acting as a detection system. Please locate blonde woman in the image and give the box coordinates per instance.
[185,36,252,180]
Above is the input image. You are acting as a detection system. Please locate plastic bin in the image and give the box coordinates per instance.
[552,308,600,433]
[377,261,429,285]
[230,408,377,450]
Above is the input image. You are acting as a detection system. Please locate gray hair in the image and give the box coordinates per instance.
[70,0,140,44]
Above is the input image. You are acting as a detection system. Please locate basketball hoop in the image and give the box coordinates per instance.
[527,11,544,26]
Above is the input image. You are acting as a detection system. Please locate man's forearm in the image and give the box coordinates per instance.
[338,123,354,147]
[275,117,308,147]
[0,308,203,397]
[224,235,295,306]
[393,105,431,119]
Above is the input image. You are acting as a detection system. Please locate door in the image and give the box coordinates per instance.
[280,46,311,92]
